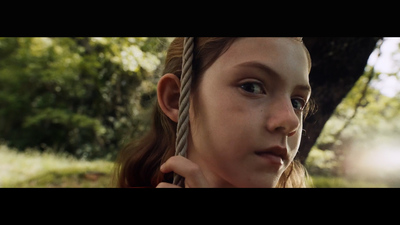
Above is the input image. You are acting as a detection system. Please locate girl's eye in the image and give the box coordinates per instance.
[291,98,306,111]
[240,82,264,94]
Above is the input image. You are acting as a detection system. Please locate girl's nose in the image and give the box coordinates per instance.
[265,97,300,136]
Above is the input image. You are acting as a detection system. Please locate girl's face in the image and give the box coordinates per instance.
[187,38,311,187]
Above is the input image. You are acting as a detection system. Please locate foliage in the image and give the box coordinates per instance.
[305,147,339,176]
[0,37,172,159]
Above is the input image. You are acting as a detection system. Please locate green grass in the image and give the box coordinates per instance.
[0,145,115,187]
[310,176,389,188]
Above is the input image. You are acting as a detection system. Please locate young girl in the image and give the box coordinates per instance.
[114,37,314,188]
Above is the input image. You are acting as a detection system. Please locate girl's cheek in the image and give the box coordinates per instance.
[288,131,302,158]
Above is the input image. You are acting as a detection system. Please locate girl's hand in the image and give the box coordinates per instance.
[156,156,209,188]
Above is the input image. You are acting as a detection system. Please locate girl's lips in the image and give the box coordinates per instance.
[255,152,284,165]
[254,146,288,165]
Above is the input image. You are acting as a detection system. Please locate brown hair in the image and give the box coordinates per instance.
[113,37,313,188]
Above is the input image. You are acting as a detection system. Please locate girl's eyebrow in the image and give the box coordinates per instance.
[234,61,312,93]
[295,84,312,93]
[234,61,279,78]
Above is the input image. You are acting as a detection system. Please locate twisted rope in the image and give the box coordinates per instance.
[172,37,194,187]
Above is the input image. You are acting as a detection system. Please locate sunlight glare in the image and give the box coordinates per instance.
[353,145,400,176]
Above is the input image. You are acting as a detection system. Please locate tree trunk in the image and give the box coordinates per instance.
[297,37,383,164]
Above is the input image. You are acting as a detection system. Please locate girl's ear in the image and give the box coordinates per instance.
[157,73,181,123]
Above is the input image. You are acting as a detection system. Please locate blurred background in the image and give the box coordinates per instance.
[0,37,399,187]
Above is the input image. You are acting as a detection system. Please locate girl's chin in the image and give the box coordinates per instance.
[230,175,281,188]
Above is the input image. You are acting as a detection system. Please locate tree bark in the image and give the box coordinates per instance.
[297,37,383,164]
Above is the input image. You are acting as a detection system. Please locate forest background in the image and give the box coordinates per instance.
[1,37,399,187]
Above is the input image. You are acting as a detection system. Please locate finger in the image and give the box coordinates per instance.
[156,182,182,188]
[160,156,208,187]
